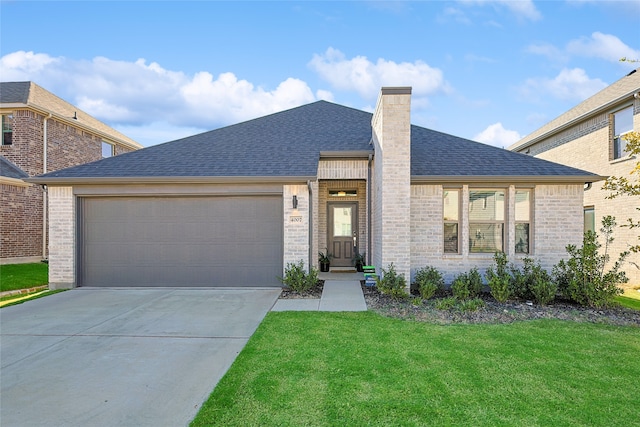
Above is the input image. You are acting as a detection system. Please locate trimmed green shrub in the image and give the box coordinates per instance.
[529,262,556,306]
[510,257,535,300]
[553,216,628,308]
[414,266,444,300]
[376,263,408,300]
[452,268,482,300]
[279,260,319,292]
[485,252,512,303]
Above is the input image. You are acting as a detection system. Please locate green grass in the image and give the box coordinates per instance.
[191,312,640,427]
[616,295,640,311]
[0,289,67,308]
[0,263,48,292]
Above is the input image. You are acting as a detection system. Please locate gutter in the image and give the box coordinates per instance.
[410,175,607,184]
[25,175,318,186]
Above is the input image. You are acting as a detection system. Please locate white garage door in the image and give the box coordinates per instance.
[80,196,283,287]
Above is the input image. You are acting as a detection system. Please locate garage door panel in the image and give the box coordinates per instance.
[82,197,283,287]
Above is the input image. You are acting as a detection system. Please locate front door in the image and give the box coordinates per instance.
[328,202,358,267]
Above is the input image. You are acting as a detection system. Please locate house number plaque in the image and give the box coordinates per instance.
[290,216,303,223]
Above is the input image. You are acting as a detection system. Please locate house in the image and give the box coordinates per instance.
[28,87,601,289]
[510,69,640,283]
[0,81,143,264]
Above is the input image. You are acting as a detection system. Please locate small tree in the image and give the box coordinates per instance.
[485,252,511,303]
[553,216,628,308]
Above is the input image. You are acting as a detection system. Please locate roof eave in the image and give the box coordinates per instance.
[320,150,374,159]
[410,175,607,184]
[0,103,143,150]
[25,175,318,186]
[510,89,638,152]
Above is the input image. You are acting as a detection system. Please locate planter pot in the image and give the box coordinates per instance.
[320,262,330,272]
[356,263,364,272]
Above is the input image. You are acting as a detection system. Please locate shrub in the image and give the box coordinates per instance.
[510,258,535,300]
[376,263,408,300]
[279,260,318,292]
[435,296,457,310]
[458,298,485,312]
[528,262,556,306]
[485,252,512,303]
[414,266,444,300]
[553,216,628,308]
[452,268,482,300]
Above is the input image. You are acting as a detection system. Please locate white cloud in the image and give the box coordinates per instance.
[519,68,607,102]
[567,32,640,64]
[525,43,567,63]
[0,51,318,143]
[457,0,541,21]
[474,123,522,148]
[308,47,449,101]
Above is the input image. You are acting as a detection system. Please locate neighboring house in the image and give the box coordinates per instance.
[29,87,601,289]
[0,81,143,264]
[510,69,640,284]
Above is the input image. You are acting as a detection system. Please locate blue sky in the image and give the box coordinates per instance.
[1,1,639,148]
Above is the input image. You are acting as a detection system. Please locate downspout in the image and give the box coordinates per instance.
[42,113,52,260]
[367,153,373,266]
[307,180,313,269]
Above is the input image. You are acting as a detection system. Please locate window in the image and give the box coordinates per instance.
[443,189,460,253]
[102,141,114,158]
[2,114,13,145]
[515,190,531,254]
[469,190,505,253]
[613,106,633,159]
[584,207,595,234]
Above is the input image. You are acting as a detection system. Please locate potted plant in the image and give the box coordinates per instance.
[353,251,366,272]
[318,250,332,272]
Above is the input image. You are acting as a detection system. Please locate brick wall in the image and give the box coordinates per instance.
[371,88,412,281]
[48,186,75,289]
[0,110,137,260]
[283,184,310,272]
[410,183,584,284]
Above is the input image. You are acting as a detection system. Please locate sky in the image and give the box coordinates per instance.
[1,1,639,148]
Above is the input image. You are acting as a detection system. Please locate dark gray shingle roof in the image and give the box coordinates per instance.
[0,81,31,103]
[31,100,599,182]
[0,155,29,179]
[410,126,597,178]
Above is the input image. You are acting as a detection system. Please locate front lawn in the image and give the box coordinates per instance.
[192,312,639,426]
[0,263,48,292]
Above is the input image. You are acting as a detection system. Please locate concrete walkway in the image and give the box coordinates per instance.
[272,280,367,312]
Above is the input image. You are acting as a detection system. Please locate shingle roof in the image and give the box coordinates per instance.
[511,68,640,151]
[29,100,600,183]
[0,155,28,180]
[0,81,142,149]
[411,125,597,178]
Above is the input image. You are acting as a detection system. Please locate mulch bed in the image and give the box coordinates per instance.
[278,280,640,326]
[362,284,640,327]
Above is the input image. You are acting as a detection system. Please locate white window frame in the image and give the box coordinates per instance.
[468,189,506,254]
[514,189,533,254]
[102,141,114,158]
[612,106,633,160]
[443,188,461,254]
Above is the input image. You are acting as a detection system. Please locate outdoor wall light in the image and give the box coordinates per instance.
[292,195,298,209]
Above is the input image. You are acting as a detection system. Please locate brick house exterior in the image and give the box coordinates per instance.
[1,81,142,263]
[31,87,599,289]
[510,69,640,284]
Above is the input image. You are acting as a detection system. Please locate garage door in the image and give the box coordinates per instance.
[80,196,283,287]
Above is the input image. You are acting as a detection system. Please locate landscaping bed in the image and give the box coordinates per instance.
[279,280,324,299]
[363,284,640,327]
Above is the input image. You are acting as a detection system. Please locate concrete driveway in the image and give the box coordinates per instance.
[0,287,280,427]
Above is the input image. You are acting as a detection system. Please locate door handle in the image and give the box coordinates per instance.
[353,231,357,247]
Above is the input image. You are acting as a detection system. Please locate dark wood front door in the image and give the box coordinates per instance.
[328,202,358,267]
